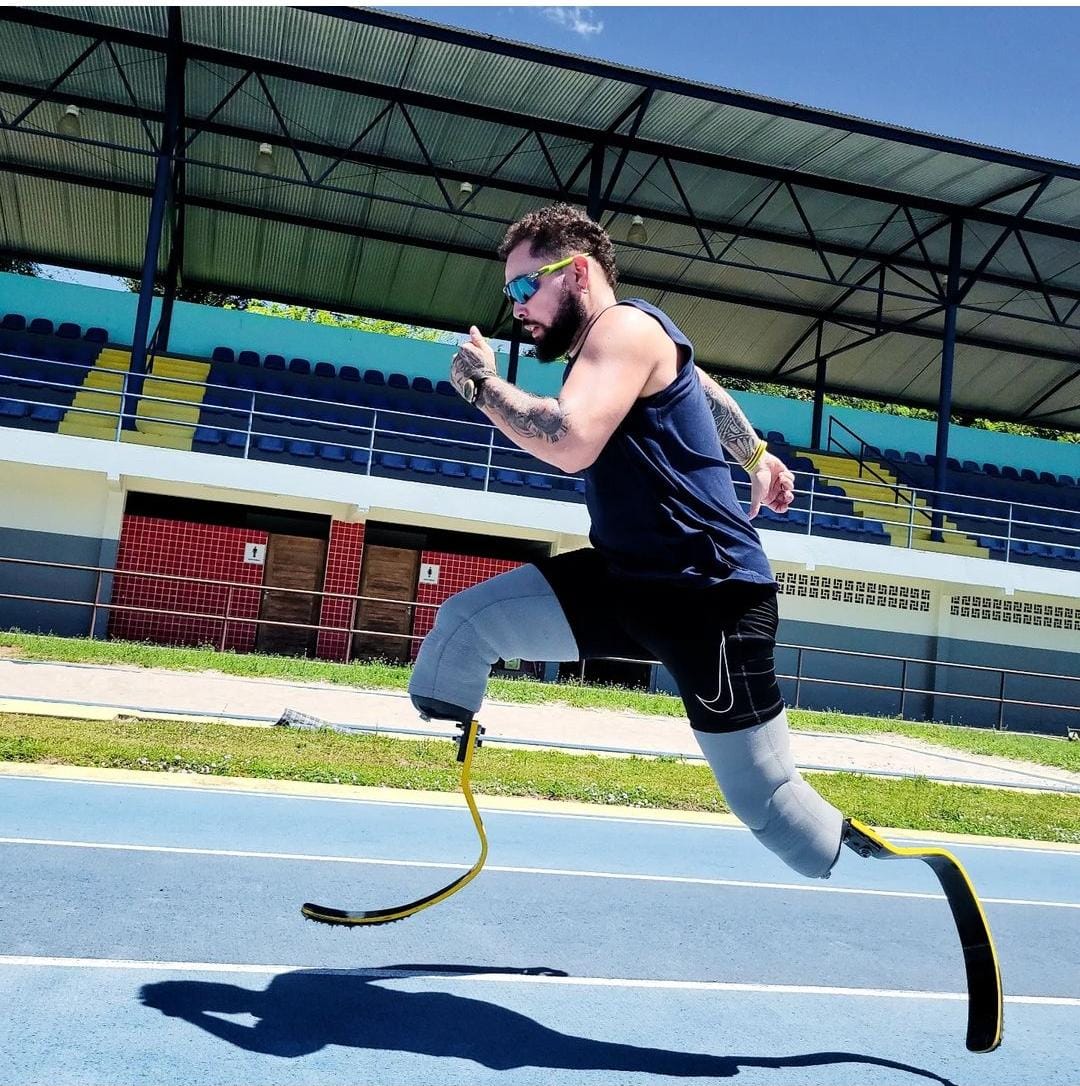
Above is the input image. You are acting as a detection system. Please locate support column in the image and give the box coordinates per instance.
[809,323,826,450]
[157,163,185,352]
[587,144,604,222]
[931,218,964,540]
[124,8,183,428]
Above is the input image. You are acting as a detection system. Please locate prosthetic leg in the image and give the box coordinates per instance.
[694,714,1002,1053]
[301,564,580,929]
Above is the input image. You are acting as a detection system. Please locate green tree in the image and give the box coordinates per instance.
[122,277,249,310]
[242,301,455,343]
[0,255,38,276]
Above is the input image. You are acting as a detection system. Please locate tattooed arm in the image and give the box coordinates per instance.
[449,316,659,474]
[695,366,795,518]
[695,366,761,466]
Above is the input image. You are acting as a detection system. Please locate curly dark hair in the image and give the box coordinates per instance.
[498,203,618,287]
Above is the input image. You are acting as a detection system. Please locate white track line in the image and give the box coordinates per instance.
[1,954,1077,1007]
[2,835,1076,910]
[4,770,1079,853]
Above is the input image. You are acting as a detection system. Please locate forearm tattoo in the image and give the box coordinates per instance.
[481,381,569,444]
[700,379,759,464]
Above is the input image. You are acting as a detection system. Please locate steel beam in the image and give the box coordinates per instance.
[931,218,965,537]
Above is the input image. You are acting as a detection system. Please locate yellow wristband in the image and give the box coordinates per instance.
[742,439,767,472]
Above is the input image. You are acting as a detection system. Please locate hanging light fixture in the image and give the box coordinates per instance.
[459,180,474,196]
[254,142,274,175]
[57,105,81,137]
[628,215,648,244]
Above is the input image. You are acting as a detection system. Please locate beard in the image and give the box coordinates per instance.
[532,290,587,362]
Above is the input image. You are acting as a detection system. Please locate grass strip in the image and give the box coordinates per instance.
[2,631,1078,774]
[1,713,1077,844]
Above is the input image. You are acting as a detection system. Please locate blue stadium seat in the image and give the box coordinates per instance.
[494,469,525,487]
[318,444,346,463]
[766,430,786,445]
[1039,471,1059,486]
[387,372,410,391]
[224,430,249,450]
[212,346,235,364]
[0,399,27,418]
[467,464,488,483]
[903,451,923,466]
[378,452,407,470]
[288,358,311,376]
[84,327,108,343]
[56,322,80,339]
[28,318,53,336]
[289,440,316,458]
[962,460,981,474]
[264,354,286,371]
[436,380,456,397]
[526,473,553,491]
[193,426,221,446]
[237,350,260,367]
[350,447,371,469]
[1020,468,1039,483]
[410,456,437,474]
[314,362,336,379]
[339,365,360,382]
[30,404,62,423]
[1001,466,1021,482]
[883,448,903,463]
[1,314,25,332]
[440,461,466,480]
[412,377,434,394]
[255,435,285,454]
[363,369,385,386]
[1058,474,1076,487]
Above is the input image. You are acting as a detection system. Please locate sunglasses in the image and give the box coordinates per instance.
[502,254,583,305]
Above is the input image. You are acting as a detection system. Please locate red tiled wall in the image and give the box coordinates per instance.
[410,551,521,661]
[316,521,366,662]
[109,514,266,651]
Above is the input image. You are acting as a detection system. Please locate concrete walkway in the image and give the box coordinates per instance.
[1,658,1078,794]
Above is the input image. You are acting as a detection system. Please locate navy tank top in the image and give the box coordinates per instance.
[564,298,776,587]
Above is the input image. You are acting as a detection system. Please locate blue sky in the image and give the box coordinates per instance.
[394,5,1080,165]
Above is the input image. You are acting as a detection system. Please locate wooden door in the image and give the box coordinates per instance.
[256,534,328,657]
[352,545,420,662]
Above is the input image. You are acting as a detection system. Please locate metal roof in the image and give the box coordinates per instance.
[2,5,1080,432]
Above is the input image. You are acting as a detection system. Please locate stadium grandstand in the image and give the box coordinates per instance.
[1,6,1078,735]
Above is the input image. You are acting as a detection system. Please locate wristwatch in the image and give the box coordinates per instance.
[460,374,489,406]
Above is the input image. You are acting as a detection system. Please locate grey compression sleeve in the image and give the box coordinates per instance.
[693,710,844,878]
[408,563,579,718]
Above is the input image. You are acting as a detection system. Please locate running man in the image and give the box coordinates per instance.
[408,202,843,879]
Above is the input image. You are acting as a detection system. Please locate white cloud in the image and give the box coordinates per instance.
[541,7,604,37]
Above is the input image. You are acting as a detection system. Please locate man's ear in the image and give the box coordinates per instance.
[571,254,590,294]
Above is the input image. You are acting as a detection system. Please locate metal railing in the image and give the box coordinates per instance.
[1,553,1077,733]
[0,350,582,498]
[2,349,1079,562]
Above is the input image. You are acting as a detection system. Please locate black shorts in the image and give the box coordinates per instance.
[533,548,784,733]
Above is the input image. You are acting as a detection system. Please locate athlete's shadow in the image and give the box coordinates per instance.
[139,965,957,1084]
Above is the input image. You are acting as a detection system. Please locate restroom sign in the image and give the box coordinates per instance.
[244,542,266,565]
[419,563,440,585]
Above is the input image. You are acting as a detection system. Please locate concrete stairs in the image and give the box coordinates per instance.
[802,451,988,558]
[59,350,210,451]
[130,355,210,450]
[58,348,130,439]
